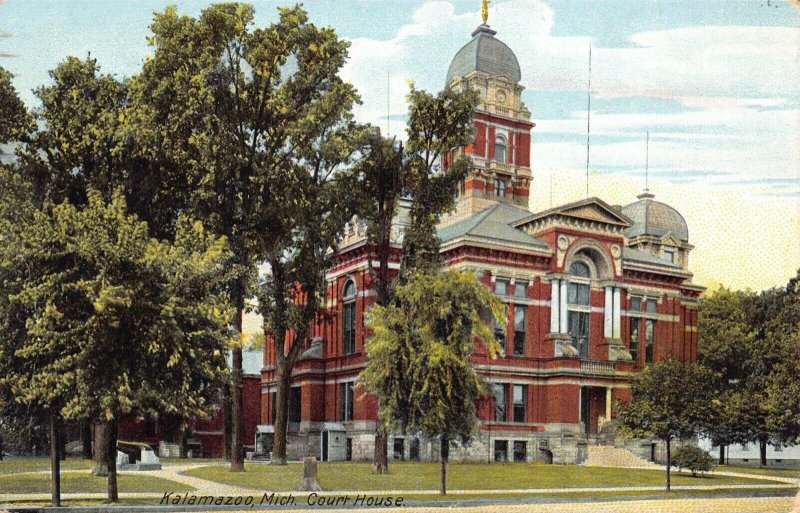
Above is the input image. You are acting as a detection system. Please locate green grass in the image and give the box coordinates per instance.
[717,465,800,478]
[183,461,783,492]
[0,457,94,475]
[0,470,193,494]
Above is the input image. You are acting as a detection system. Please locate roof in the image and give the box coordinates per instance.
[622,247,683,269]
[622,191,689,242]
[446,25,522,85]
[437,203,549,251]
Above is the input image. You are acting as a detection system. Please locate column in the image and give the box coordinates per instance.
[550,279,560,333]
[603,286,613,338]
[612,287,622,339]
[559,280,568,334]
[605,387,612,420]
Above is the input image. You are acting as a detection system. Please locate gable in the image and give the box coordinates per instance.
[513,197,632,230]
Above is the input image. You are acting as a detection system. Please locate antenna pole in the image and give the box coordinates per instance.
[550,168,553,208]
[585,43,592,198]
[645,130,650,191]
[386,69,390,136]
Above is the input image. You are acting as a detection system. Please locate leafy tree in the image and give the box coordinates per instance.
[698,284,800,466]
[361,270,504,495]
[0,191,231,502]
[0,66,32,151]
[617,359,716,491]
[134,3,361,467]
[353,84,477,472]
[671,445,716,477]
[399,85,478,276]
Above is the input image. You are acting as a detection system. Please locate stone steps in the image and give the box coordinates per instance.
[584,444,660,468]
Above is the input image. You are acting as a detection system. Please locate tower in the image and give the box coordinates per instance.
[443,22,535,224]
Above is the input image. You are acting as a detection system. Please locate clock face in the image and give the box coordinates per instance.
[495,89,507,104]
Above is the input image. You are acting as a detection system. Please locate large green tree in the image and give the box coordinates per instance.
[617,359,716,491]
[698,284,800,466]
[0,191,231,502]
[353,84,477,472]
[361,270,504,495]
[134,3,363,467]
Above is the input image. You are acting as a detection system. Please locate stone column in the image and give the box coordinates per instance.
[559,280,568,334]
[605,388,612,421]
[550,279,560,333]
[612,287,622,339]
[604,287,613,338]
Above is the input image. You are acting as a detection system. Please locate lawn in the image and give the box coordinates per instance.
[183,461,782,492]
[717,465,800,479]
[0,457,94,475]
[0,470,193,494]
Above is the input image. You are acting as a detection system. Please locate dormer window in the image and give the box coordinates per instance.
[664,247,676,263]
[494,135,507,163]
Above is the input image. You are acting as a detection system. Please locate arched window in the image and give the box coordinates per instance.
[494,135,507,163]
[342,279,356,355]
[567,261,591,358]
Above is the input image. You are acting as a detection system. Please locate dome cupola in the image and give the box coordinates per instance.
[446,25,522,86]
[622,190,689,242]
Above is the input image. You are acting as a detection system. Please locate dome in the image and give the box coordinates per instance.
[621,191,689,242]
[446,25,522,85]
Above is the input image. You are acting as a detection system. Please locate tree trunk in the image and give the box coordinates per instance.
[81,420,93,459]
[665,438,671,492]
[439,435,449,496]
[106,418,119,503]
[372,426,388,474]
[179,421,189,459]
[49,413,61,507]
[271,364,290,465]
[230,298,245,471]
[0,433,4,460]
[718,444,725,465]
[759,438,767,467]
[91,421,110,477]
[223,388,232,461]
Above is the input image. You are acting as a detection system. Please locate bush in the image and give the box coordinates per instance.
[671,444,716,477]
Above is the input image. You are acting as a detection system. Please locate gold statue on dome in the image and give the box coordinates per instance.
[481,0,490,24]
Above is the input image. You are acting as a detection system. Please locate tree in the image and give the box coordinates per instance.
[399,84,478,276]
[0,191,232,502]
[0,67,32,149]
[133,3,361,468]
[353,84,477,472]
[698,284,800,466]
[361,270,504,495]
[617,359,716,491]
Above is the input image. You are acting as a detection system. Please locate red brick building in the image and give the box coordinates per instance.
[261,22,703,463]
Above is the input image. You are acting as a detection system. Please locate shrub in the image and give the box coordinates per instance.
[671,444,716,477]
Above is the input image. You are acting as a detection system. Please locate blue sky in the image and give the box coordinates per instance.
[1,0,798,290]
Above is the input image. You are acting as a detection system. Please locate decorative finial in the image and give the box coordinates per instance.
[481,0,490,24]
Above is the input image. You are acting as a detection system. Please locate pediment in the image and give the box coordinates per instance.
[513,197,632,229]
[660,233,682,246]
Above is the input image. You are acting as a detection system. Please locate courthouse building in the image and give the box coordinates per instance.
[260,21,703,463]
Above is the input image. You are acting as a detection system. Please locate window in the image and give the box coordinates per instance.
[513,384,526,423]
[664,247,676,263]
[513,441,527,462]
[459,179,466,197]
[629,318,640,363]
[494,440,508,461]
[342,280,356,355]
[645,319,655,363]
[646,298,657,313]
[494,319,507,354]
[495,279,509,296]
[631,297,642,312]
[567,262,591,358]
[339,382,354,421]
[513,282,527,299]
[494,135,507,163]
[288,386,302,423]
[494,178,506,197]
[493,383,506,422]
[513,305,526,356]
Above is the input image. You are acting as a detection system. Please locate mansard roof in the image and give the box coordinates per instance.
[438,203,549,251]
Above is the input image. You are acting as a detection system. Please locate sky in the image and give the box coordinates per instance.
[1,0,799,295]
